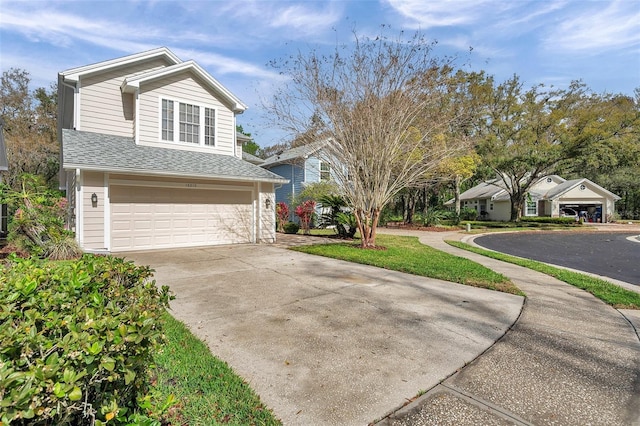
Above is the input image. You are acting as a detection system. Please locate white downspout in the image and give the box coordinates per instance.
[256,183,261,243]
[76,169,83,248]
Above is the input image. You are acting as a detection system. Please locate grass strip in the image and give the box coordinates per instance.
[153,312,281,425]
[446,240,640,310]
[293,234,522,296]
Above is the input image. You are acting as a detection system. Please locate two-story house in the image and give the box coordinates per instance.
[58,47,286,252]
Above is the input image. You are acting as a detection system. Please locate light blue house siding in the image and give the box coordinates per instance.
[262,140,341,222]
[270,163,305,215]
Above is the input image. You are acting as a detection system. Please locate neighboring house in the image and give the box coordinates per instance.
[237,133,265,165]
[0,118,7,236]
[261,139,336,208]
[447,175,620,222]
[58,47,286,252]
[242,151,265,166]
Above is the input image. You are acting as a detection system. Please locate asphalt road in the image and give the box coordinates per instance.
[474,232,640,286]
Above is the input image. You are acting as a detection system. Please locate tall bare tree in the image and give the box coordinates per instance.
[267,30,472,247]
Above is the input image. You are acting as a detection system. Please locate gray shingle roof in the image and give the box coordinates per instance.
[62,129,286,183]
[261,140,327,167]
[460,179,506,201]
[242,151,265,165]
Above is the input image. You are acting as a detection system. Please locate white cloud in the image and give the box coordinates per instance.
[174,48,285,81]
[384,0,507,28]
[224,0,343,36]
[545,0,640,53]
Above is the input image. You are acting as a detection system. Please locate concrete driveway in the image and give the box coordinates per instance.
[126,244,523,425]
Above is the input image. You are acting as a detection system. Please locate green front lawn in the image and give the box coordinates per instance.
[446,241,640,309]
[153,312,281,425]
[292,234,523,295]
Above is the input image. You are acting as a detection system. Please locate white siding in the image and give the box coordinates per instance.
[137,72,236,155]
[78,58,170,137]
[531,176,564,192]
[491,201,512,221]
[562,185,605,201]
[259,183,276,243]
[82,171,106,250]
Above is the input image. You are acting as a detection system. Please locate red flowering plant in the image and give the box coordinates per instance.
[276,202,290,233]
[295,200,317,235]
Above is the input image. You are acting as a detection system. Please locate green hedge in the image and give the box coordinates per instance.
[283,222,300,234]
[519,216,580,225]
[0,254,172,425]
[462,218,580,228]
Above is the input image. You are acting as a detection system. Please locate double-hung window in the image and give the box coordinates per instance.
[204,108,215,146]
[525,199,537,216]
[320,161,331,181]
[161,98,216,147]
[161,99,174,141]
[179,103,199,143]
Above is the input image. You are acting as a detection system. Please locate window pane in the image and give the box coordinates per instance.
[204,108,215,146]
[161,99,174,141]
[179,102,200,143]
[526,201,536,215]
[320,162,331,181]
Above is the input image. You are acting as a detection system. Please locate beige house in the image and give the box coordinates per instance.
[448,175,620,222]
[58,48,286,252]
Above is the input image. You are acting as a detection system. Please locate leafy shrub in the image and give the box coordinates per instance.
[462,220,535,229]
[423,209,449,227]
[520,216,579,225]
[295,200,316,235]
[1,175,81,260]
[335,212,358,238]
[318,194,356,238]
[0,254,173,425]
[275,202,289,233]
[459,207,478,221]
[283,222,300,234]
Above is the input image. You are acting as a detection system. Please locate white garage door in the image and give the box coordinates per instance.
[110,185,253,251]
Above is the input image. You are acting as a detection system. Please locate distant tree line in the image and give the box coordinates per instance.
[2,40,639,249]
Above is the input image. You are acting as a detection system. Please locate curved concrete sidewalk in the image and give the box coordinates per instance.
[126,241,522,425]
[377,229,640,426]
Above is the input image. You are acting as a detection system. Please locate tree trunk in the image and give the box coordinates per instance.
[510,192,524,222]
[454,175,461,217]
[355,207,381,248]
[405,194,415,224]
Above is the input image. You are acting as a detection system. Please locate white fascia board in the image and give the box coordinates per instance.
[121,61,247,113]
[490,188,507,200]
[552,178,621,201]
[62,163,288,184]
[61,47,181,82]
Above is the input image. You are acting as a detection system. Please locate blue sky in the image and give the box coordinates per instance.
[1,0,639,147]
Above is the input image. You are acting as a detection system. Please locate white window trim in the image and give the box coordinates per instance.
[319,160,331,181]
[525,199,537,216]
[158,96,218,147]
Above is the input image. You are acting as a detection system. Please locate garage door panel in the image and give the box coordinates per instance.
[110,185,253,251]
[155,205,173,214]
[154,219,172,230]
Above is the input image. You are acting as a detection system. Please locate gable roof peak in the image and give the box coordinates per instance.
[60,47,181,82]
[121,60,247,113]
